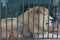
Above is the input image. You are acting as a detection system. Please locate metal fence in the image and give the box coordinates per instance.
[0,0,60,40]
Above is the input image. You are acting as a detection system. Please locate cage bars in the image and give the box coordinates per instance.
[32,0,35,39]
[0,0,2,40]
[5,1,8,40]
[38,0,40,38]
[16,2,19,40]
[0,0,60,39]
[48,0,52,38]
[28,0,30,40]
[22,0,24,40]
[42,0,45,38]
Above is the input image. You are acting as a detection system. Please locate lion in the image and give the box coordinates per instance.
[1,6,60,38]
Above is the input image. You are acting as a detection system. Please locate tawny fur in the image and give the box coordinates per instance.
[1,6,60,38]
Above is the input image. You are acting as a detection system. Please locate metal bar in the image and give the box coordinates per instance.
[48,0,53,38]
[56,7,58,39]
[38,0,40,38]
[33,0,35,39]
[51,0,54,38]
[0,0,2,40]
[5,0,8,40]
[52,0,56,38]
[22,0,24,40]
[57,8,59,39]
[48,0,52,38]
[57,17,59,39]
[28,0,30,40]
[42,1,45,38]
[11,10,13,40]
[16,3,18,40]
[57,0,60,38]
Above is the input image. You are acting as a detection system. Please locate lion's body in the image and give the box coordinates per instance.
[1,6,60,38]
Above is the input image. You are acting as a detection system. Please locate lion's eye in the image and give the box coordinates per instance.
[49,19,53,23]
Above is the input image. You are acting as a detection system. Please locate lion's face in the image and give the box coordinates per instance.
[39,12,53,31]
[32,6,53,32]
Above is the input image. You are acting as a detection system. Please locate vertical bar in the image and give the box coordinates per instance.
[57,0,60,38]
[56,8,58,38]
[48,0,51,38]
[11,11,13,40]
[42,0,45,38]
[33,0,35,39]
[0,0,2,40]
[5,0,8,39]
[56,7,58,39]
[16,3,18,40]
[52,0,56,38]
[22,0,24,40]
[57,15,59,39]
[38,0,40,38]
[28,0,30,40]
[50,0,53,38]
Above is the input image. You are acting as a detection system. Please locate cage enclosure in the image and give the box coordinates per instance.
[0,0,60,40]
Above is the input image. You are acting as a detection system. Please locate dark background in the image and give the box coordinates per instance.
[0,0,59,19]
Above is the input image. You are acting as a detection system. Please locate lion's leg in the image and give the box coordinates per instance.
[2,29,10,38]
[2,31,10,38]
[8,30,23,38]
